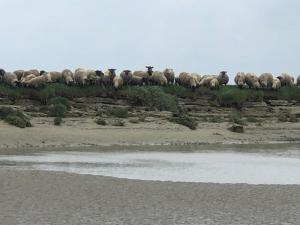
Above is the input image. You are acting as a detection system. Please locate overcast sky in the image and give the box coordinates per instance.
[0,0,299,80]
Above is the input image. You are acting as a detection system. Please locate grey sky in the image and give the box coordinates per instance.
[0,0,300,81]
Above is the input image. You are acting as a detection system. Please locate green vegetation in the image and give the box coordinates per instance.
[0,107,31,128]
[277,111,299,123]
[228,124,244,133]
[126,86,178,112]
[54,117,62,126]
[47,103,68,117]
[215,86,264,108]
[112,119,125,127]
[246,117,260,123]
[208,116,224,123]
[107,107,129,118]
[96,118,107,125]
[228,112,247,125]
[168,111,198,130]
[48,97,71,110]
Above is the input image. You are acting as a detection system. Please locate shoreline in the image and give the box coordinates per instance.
[1,169,299,225]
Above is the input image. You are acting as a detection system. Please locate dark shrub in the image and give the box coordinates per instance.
[54,117,62,126]
[108,107,129,118]
[48,103,67,117]
[96,118,107,125]
[112,119,125,127]
[0,107,31,128]
[168,113,198,130]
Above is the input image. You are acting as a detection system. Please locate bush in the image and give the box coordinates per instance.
[107,107,129,118]
[126,86,178,112]
[112,119,125,127]
[228,112,247,125]
[54,117,62,126]
[138,114,147,122]
[48,103,67,117]
[216,86,264,108]
[48,97,71,110]
[168,113,198,130]
[289,114,299,123]
[0,107,32,128]
[96,118,107,125]
[277,111,299,123]
[228,124,244,133]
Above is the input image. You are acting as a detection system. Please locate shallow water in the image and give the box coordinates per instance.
[1,149,300,184]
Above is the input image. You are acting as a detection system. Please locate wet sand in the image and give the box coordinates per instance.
[0,169,299,225]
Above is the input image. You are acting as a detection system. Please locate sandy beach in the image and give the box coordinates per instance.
[0,116,299,149]
[0,169,299,225]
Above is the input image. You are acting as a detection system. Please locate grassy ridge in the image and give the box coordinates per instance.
[0,83,299,109]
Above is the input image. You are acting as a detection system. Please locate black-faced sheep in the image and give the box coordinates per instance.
[259,73,273,89]
[102,69,117,86]
[297,75,300,86]
[120,70,133,85]
[218,71,229,86]
[277,73,295,86]
[133,66,154,85]
[0,69,5,83]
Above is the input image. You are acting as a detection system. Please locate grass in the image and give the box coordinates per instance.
[208,116,224,123]
[112,119,125,127]
[277,111,299,123]
[215,86,264,108]
[54,117,62,126]
[168,111,198,130]
[228,112,247,125]
[246,117,260,123]
[107,107,129,118]
[0,107,32,128]
[95,118,107,125]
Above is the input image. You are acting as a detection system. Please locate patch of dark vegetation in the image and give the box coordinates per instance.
[277,111,299,123]
[228,124,244,133]
[95,118,107,125]
[125,86,178,112]
[168,110,198,130]
[112,119,125,127]
[208,116,224,123]
[54,117,62,126]
[0,107,31,128]
[215,86,264,108]
[246,116,260,123]
[48,97,71,110]
[47,103,68,117]
[107,107,129,118]
[228,112,247,125]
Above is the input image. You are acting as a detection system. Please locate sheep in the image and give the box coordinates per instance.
[26,73,52,88]
[133,66,154,85]
[20,74,37,86]
[14,70,24,81]
[163,68,175,84]
[272,78,281,90]
[199,75,216,87]
[218,71,229,86]
[3,72,19,87]
[149,71,167,86]
[277,73,295,86]
[74,68,88,85]
[235,72,246,88]
[23,69,40,77]
[178,72,198,89]
[259,73,273,89]
[0,69,5,83]
[209,78,220,89]
[102,69,117,86]
[297,75,300,86]
[46,71,63,83]
[61,69,74,85]
[113,76,124,90]
[191,73,202,87]
[120,70,133,85]
[245,73,260,89]
[130,75,144,86]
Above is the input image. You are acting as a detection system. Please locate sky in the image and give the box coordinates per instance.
[0,0,300,81]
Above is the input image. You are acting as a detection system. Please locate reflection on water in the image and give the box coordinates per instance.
[1,150,300,185]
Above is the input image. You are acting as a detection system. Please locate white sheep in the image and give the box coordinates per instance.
[272,78,281,90]
[235,72,246,88]
[149,71,168,86]
[178,72,198,89]
[259,73,273,89]
[245,73,260,89]
[163,68,175,84]
[277,73,295,86]
[113,76,124,90]
[62,69,74,85]
[3,72,19,87]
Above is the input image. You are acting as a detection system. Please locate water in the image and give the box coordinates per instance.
[1,149,300,185]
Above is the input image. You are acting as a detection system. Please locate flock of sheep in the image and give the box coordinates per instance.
[0,67,300,90]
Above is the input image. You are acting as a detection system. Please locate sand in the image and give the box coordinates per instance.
[0,169,299,225]
[0,117,299,149]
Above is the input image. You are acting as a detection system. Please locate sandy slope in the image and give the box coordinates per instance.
[0,117,299,149]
